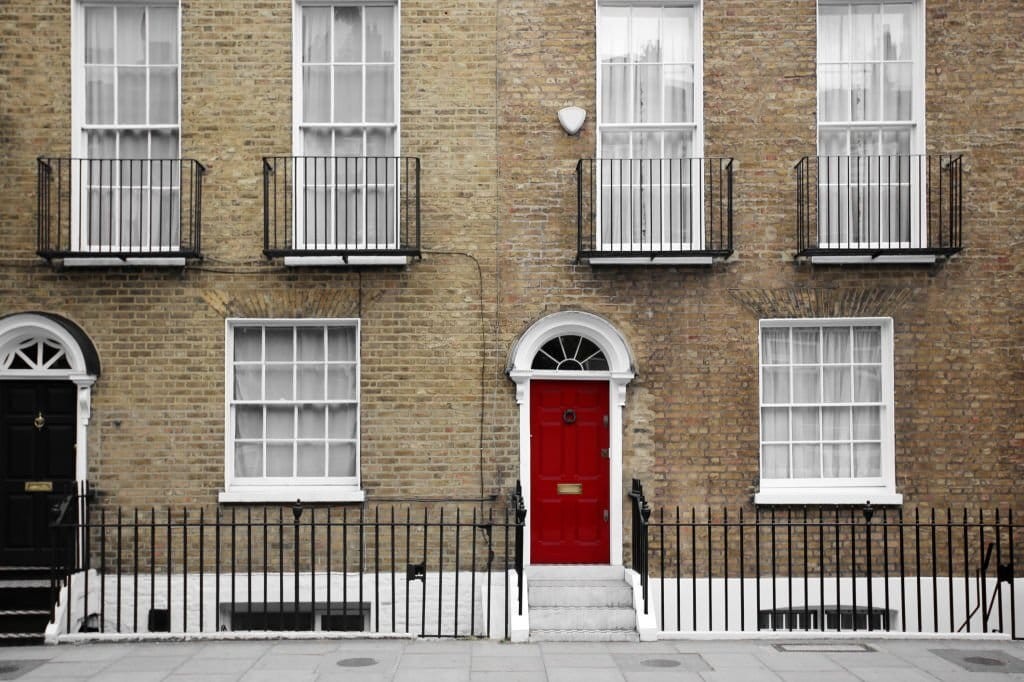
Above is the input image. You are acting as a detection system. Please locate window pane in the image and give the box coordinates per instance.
[334,127,363,156]
[117,7,146,66]
[823,444,852,477]
[265,366,293,400]
[296,327,324,361]
[151,130,178,158]
[853,405,881,440]
[853,327,882,362]
[819,5,849,63]
[793,445,821,477]
[634,65,662,123]
[881,3,913,60]
[297,443,326,476]
[85,7,115,64]
[149,7,178,64]
[235,407,262,439]
[267,444,293,477]
[328,327,357,361]
[823,366,851,403]
[599,6,628,62]
[234,327,262,361]
[334,66,362,122]
[118,67,146,124]
[328,405,357,439]
[235,443,262,477]
[762,367,789,403]
[793,367,820,403]
[762,328,789,363]
[267,406,294,439]
[87,130,117,159]
[818,64,849,122]
[332,6,361,62]
[367,128,394,156]
[266,327,293,361]
[851,4,879,61]
[763,445,790,479]
[297,406,325,439]
[233,365,261,400]
[328,365,357,400]
[854,443,881,477]
[663,65,693,123]
[631,7,660,62]
[303,128,332,157]
[86,66,116,125]
[662,7,693,62]
[365,5,394,61]
[304,66,332,123]
[792,407,820,441]
[854,366,882,402]
[850,129,879,156]
[150,67,178,125]
[823,327,850,362]
[883,63,912,120]
[365,65,394,122]
[297,365,325,400]
[822,406,850,440]
[761,407,789,442]
[601,64,631,123]
[819,129,847,156]
[328,443,357,477]
[303,7,331,62]
[792,328,819,363]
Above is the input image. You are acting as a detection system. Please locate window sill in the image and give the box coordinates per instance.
[755,488,902,506]
[587,255,714,266]
[283,256,408,267]
[809,255,937,265]
[219,486,366,504]
[63,257,187,267]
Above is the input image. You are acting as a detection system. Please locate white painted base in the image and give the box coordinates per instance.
[218,487,365,503]
[283,256,409,266]
[588,256,713,266]
[754,489,903,506]
[810,255,937,265]
[63,257,186,267]
[627,570,659,642]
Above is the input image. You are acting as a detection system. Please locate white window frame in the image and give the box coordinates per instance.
[816,0,926,251]
[70,0,183,255]
[595,0,704,252]
[220,318,364,504]
[291,0,401,252]
[755,317,901,506]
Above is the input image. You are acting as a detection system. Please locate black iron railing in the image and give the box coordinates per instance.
[48,486,525,639]
[628,480,1017,637]
[263,156,421,260]
[795,154,963,259]
[577,157,733,261]
[37,158,204,261]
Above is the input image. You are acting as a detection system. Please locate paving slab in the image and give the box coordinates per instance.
[472,654,545,671]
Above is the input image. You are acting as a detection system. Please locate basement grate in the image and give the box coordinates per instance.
[774,642,876,653]
[641,659,681,668]
[337,657,378,668]
[931,650,1024,674]
[0,660,46,681]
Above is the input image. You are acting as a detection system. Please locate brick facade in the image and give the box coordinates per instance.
[0,0,1020,521]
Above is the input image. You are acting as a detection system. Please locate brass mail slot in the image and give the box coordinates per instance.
[25,481,53,493]
[557,483,582,495]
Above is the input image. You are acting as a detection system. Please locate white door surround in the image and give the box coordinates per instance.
[0,313,101,485]
[506,311,636,566]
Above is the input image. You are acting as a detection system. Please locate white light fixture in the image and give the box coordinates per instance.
[557,106,586,136]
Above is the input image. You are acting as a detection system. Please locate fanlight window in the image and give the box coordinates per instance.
[532,335,609,371]
[2,337,72,371]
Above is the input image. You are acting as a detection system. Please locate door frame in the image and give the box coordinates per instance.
[507,311,635,566]
[0,313,100,489]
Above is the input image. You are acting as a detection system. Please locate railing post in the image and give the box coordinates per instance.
[628,479,652,616]
[512,480,527,616]
[863,502,874,631]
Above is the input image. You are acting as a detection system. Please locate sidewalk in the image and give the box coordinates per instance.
[1,636,1023,681]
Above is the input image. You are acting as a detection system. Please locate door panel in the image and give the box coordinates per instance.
[531,380,610,564]
[0,381,78,566]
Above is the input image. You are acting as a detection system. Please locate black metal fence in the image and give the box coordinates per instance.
[49,483,525,639]
[263,156,421,260]
[630,479,1018,637]
[795,154,963,258]
[37,157,204,261]
[576,157,733,261]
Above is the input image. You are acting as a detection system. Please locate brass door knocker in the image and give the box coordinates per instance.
[33,412,45,430]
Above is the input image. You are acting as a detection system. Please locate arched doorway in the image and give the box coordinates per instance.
[0,313,99,567]
[507,311,635,565]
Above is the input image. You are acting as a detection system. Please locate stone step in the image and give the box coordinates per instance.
[526,564,625,581]
[530,579,633,607]
[530,628,640,642]
[530,606,636,631]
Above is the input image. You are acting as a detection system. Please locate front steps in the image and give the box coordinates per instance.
[527,564,638,642]
[0,568,53,646]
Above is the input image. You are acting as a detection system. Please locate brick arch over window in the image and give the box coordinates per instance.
[506,311,636,567]
[0,312,100,484]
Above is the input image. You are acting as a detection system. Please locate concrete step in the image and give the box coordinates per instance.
[530,606,636,631]
[530,579,633,607]
[526,564,625,581]
[530,628,640,642]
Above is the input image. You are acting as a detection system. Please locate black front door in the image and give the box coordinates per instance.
[0,381,77,567]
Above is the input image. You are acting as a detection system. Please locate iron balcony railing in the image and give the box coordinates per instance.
[629,479,1018,638]
[263,156,421,260]
[577,157,733,261]
[37,157,204,261]
[47,483,526,639]
[795,154,963,259]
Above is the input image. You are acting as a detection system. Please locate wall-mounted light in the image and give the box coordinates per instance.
[557,106,586,136]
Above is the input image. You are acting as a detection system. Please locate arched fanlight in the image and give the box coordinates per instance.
[1,337,72,371]
[531,335,609,371]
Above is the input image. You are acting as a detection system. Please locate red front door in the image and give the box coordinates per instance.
[530,380,609,564]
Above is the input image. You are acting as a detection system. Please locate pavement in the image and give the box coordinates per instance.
[1,636,1024,681]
